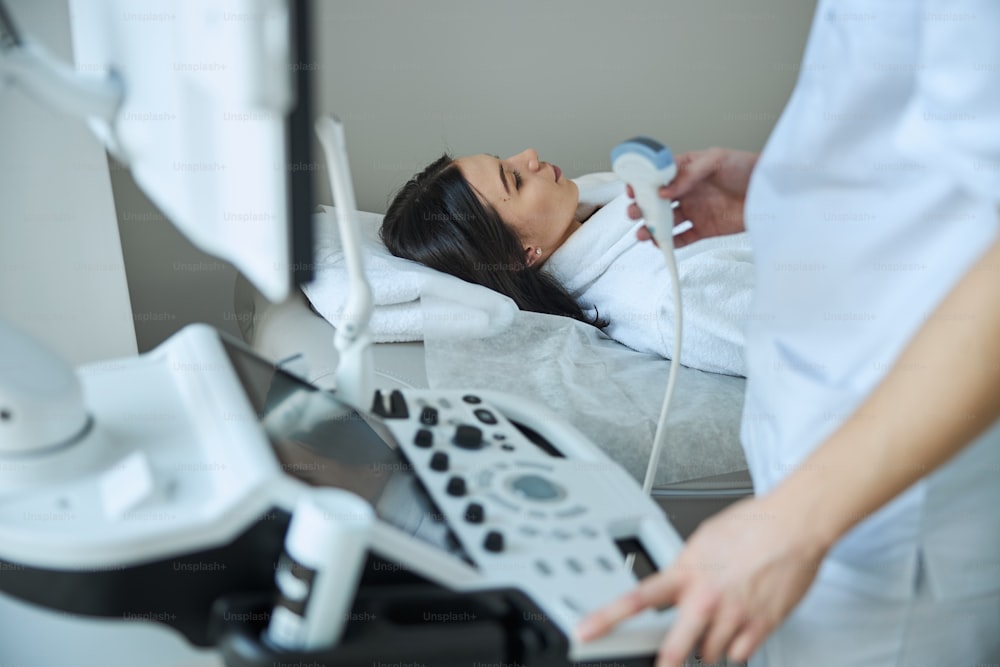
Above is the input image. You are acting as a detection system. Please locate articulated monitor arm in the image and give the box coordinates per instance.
[0,0,121,122]
[315,115,375,411]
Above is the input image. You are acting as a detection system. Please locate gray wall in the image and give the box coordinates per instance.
[113,0,818,351]
[108,163,245,352]
[312,0,819,213]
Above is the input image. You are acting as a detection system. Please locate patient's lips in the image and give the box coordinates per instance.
[553,164,562,182]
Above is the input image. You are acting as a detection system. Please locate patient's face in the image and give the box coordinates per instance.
[456,149,580,265]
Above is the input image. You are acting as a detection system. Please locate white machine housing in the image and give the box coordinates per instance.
[0,324,683,662]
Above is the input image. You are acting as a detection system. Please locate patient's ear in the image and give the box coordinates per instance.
[524,246,539,267]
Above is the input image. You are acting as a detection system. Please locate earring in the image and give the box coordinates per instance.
[535,248,542,255]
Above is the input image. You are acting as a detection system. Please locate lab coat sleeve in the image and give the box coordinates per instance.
[895,0,1000,205]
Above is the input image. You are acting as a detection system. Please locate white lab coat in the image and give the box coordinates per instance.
[741,0,1000,662]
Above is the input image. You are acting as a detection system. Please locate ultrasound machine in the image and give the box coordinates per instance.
[0,2,687,665]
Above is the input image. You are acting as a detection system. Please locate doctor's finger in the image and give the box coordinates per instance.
[577,570,682,640]
[672,228,700,250]
[628,202,643,220]
[661,150,721,200]
[656,592,716,667]
[728,620,770,663]
[576,590,645,640]
[699,601,748,665]
[673,205,687,228]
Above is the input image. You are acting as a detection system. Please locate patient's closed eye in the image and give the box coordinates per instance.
[512,169,522,189]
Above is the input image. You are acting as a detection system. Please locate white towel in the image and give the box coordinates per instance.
[301,206,517,342]
[545,175,754,376]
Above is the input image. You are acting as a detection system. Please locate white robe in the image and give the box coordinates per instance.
[545,173,755,376]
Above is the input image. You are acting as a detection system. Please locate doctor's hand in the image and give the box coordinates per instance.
[576,494,829,666]
[628,148,758,249]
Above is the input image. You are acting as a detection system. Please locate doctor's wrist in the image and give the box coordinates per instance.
[764,478,843,557]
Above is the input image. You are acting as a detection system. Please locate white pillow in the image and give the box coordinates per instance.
[301,206,517,343]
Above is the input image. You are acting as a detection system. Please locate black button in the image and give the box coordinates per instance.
[430,452,449,472]
[453,425,484,450]
[483,530,504,553]
[371,390,387,416]
[371,389,409,419]
[414,429,433,448]
[390,391,408,418]
[464,502,485,524]
[474,409,497,425]
[462,395,482,404]
[446,476,467,497]
[420,406,438,426]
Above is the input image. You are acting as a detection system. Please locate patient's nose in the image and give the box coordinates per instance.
[509,148,541,172]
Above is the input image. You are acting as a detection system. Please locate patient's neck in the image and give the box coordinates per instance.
[574,201,602,224]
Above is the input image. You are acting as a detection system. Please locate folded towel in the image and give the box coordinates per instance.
[301,206,517,342]
[546,176,754,376]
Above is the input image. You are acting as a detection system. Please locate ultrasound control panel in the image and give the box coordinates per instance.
[367,387,683,658]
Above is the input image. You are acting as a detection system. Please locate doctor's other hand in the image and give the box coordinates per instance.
[628,148,758,249]
[575,494,828,666]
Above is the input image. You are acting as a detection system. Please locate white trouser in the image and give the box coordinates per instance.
[749,565,1000,666]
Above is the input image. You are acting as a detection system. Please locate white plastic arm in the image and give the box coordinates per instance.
[315,115,374,410]
[0,19,121,123]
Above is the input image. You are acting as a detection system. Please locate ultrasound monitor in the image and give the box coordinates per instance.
[66,0,315,302]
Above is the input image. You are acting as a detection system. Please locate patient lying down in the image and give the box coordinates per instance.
[379,150,754,376]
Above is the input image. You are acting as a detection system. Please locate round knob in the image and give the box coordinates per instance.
[483,530,504,553]
[430,451,449,472]
[446,476,467,497]
[414,428,433,448]
[464,502,485,524]
[453,425,484,450]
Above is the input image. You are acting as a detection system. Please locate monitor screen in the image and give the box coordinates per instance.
[221,337,467,561]
[67,0,314,302]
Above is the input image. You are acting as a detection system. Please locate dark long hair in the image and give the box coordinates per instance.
[380,154,604,327]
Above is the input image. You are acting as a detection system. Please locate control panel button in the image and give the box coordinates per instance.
[420,406,439,426]
[446,476,467,497]
[483,530,505,553]
[508,473,566,502]
[464,502,485,524]
[462,394,482,404]
[414,429,433,448]
[474,409,497,425]
[453,425,484,450]
[430,452,449,472]
[372,389,409,419]
[555,505,587,519]
[485,492,519,513]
